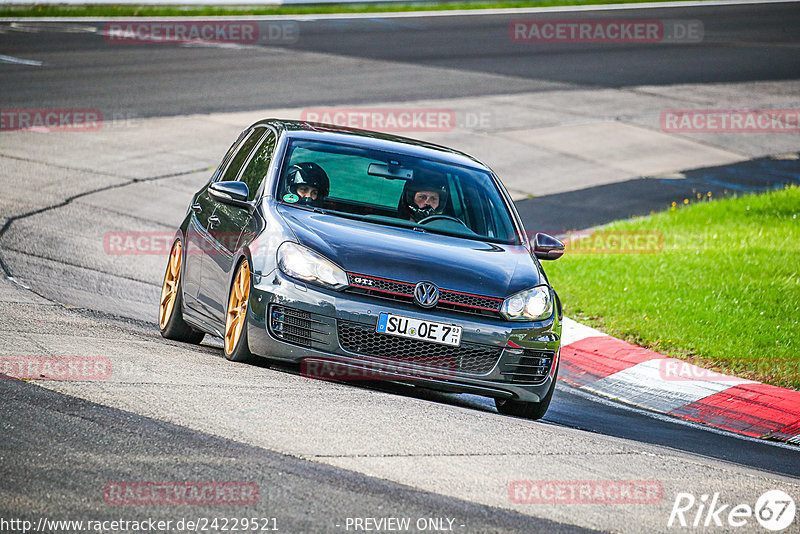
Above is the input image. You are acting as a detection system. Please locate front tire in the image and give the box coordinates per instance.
[223,258,254,363]
[495,376,556,420]
[159,239,205,344]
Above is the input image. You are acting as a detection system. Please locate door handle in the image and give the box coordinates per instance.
[208,215,220,229]
[191,203,202,213]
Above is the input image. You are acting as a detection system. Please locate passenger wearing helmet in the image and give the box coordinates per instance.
[398,169,449,223]
[284,162,330,207]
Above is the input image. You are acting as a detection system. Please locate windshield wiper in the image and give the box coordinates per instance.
[320,210,413,231]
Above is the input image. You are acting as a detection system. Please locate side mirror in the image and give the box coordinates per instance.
[533,233,565,260]
[209,181,252,210]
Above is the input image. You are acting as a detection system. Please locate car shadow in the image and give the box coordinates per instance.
[516,154,800,234]
[263,358,799,478]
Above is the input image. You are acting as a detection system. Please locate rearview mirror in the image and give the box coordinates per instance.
[533,233,565,260]
[209,181,252,210]
[368,163,413,180]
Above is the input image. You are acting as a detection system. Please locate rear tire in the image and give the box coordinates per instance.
[495,376,556,420]
[159,239,205,344]
[223,258,254,363]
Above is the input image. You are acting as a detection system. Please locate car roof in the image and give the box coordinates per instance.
[250,119,491,172]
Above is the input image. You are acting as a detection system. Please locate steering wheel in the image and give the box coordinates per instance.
[417,214,469,227]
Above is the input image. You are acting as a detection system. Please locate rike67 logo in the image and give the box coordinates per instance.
[668,490,796,531]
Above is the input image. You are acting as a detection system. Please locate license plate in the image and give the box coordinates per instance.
[376,313,462,347]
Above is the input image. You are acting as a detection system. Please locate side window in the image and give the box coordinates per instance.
[220,127,266,184]
[239,130,276,201]
[210,130,248,183]
[286,148,405,209]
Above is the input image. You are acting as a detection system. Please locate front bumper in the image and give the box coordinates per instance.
[246,270,561,403]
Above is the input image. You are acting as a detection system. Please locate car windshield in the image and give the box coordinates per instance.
[277,139,520,244]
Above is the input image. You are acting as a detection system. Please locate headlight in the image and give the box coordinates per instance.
[277,242,349,290]
[501,286,553,321]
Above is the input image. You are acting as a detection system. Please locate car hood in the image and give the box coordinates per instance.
[277,206,542,298]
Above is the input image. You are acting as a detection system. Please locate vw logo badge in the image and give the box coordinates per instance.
[414,281,439,308]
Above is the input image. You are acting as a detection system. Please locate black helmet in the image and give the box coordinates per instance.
[399,169,449,222]
[285,162,329,206]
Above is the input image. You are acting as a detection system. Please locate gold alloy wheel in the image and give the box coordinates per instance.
[225,260,250,355]
[159,240,182,330]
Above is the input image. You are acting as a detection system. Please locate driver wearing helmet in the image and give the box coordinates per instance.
[284,162,329,207]
[398,169,449,223]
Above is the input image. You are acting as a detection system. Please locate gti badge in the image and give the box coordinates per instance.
[414,281,439,308]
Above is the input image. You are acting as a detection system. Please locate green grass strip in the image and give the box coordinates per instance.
[1,0,710,19]
[548,185,800,390]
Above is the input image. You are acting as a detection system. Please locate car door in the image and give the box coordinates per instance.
[234,128,277,253]
[182,130,249,314]
[198,127,276,326]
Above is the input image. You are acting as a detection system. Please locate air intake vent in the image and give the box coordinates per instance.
[500,349,555,384]
[269,305,329,347]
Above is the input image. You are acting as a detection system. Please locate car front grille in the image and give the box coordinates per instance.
[337,320,502,375]
[269,305,330,347]
[346,273,504,318]
[500,349,555,384]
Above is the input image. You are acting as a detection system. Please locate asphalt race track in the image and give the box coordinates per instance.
[1,2,799,116]
[1,2,799,533]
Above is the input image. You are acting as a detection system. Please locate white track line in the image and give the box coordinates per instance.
[0,54,43,66]
[561,317,608,346]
